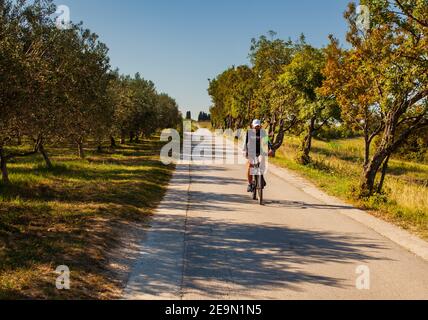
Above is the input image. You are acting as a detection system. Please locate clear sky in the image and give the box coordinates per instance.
[55,0,352,116]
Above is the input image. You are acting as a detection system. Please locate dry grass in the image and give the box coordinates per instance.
[272,136,428,239]
[0,139,174,299]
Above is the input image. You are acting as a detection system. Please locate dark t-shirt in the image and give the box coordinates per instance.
[245,130,272,157]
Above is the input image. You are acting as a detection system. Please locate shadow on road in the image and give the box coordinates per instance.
[129,213,388,297]
[125,163,390,298]
[264,200,355,210]
[184,216,388,295]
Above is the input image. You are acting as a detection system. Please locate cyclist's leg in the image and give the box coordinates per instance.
[247,161,253,184]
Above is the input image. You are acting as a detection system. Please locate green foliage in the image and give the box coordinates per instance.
[209,1,427,197]
[208,33,340,162]
[335,0,428,196]
[109,73,180,142]
[0,0,181,181]
[317,124,359,140]
[209,65,256,129]
[396,127,428,162]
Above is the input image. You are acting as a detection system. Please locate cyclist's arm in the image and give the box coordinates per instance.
[242,131,249,158]
[262,133,275,157]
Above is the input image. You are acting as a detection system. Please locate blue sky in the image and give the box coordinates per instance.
[56,0,352,116]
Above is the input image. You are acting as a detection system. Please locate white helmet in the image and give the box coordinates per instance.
[252,119,262,128]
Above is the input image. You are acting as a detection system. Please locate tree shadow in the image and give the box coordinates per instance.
[0,202,124,299]
[311,146,363,164]
[0,141,173,299]
[2,157,173,210]
[387,163,428,179]
[264,200,355,210]
[126,159,390,298]
[126,214,389,298]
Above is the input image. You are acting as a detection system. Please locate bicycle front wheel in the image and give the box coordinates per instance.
[258,177,263,205]
[252,176,257,200]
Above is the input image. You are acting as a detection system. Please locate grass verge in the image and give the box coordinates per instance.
[272,136,428,240]
[0,139,174,299]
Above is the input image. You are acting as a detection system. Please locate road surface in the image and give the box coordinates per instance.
[124,130,428,300]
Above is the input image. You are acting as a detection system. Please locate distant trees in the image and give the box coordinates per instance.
[0,0,181,184]
[109,73,174,146]
[198,112,211,122]
[186,111,192,120]
[157,94,182,130]
[208,1,427,197]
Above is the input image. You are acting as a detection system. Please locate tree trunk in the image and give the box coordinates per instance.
[110,136,116,148]
[360,150,389,197]
[377,155,390,194]
[129,132,134,143]
[0,147,10,184]
[299,117,316,165]
[269,114,278,142]
[272,120,285,150]
[17,135,22,146]
[363,131,370,169]
[360,112,397,197]
[77,139,85,159]
[39,143,53,169]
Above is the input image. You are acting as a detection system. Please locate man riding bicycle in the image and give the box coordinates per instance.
[243,119,275,193]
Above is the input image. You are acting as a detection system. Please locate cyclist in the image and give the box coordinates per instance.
[243,119,274,193]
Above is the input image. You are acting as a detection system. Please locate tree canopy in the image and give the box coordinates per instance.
[0,0,182,183]
[208,0,427,197]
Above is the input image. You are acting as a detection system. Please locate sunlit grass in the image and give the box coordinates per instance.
[0,139,174,299]
[197,121,213,130]
[272,136,428,239]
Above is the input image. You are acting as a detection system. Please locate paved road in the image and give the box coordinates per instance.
[124,130,428,300]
